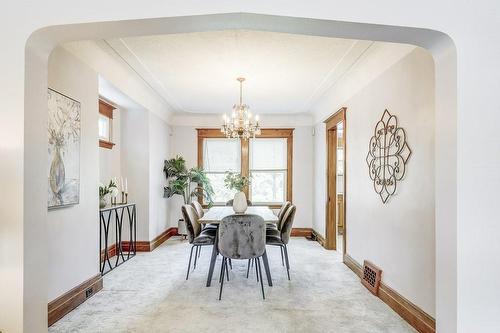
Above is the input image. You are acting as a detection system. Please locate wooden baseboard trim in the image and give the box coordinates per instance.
[291,227,313,237]
[99,243,117,262]
[122,227,179,252]
[343,254,435,333]
[311,229,326,247]
[48,274,103,326]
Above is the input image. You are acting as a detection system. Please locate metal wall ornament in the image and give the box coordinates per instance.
[366,109,412,203]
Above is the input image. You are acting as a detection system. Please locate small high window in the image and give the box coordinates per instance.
[98,100,115,149]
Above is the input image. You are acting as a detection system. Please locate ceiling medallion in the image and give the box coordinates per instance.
[221,77,261,140]
[366,109,412,203]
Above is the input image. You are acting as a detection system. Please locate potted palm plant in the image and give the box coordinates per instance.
[224,172,251,213]
[163,155,214,235]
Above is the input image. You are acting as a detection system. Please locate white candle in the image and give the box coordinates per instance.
[121,177,124,191]
[125,178,128,193]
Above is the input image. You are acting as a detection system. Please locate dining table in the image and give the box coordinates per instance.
[199,206,279,287]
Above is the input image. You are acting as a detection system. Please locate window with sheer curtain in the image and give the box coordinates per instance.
[249,138,287,204]
[197,128,293,207]
[203,138,241,204]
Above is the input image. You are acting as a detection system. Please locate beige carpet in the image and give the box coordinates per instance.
[49,237,415,333]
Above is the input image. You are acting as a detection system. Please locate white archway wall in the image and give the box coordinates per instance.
[3,8,484,333]
[311,46,436,316]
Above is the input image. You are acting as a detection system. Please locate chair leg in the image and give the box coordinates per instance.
[194,246,199,269]
[198,246,202,258]
[219,258,224,283]
[225,259,230,281]
[229,258,233,270]
[219,258,226,300]
[257,257,265,300]
[283,245,291,281]
[280,246,285,266]
[255,258,259,282]
[186,245,195,280]
[246,259,251,278]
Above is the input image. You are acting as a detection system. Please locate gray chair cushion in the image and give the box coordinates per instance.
[193,233,215,246]
[191,201,205,218]
[200,228,217,237]
[218,214,265,259]
[280,205,296,245]
[266,228,280,237]
[265,235,283,246]
[181,205,202,244]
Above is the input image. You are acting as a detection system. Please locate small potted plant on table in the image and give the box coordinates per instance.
[224,172,251,213]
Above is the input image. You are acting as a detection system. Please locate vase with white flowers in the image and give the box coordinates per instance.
[224,172,251,213]
[99,179,118,209]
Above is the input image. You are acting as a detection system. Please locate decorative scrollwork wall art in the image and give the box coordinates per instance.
[366,109,412,203]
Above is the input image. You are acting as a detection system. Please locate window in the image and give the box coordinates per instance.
[98,100,115,149]
[249,138,287,204]
[98,114,110,141]
[203,138,241,204]
[197,128,293,207]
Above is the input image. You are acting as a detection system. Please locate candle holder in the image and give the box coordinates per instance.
[121,191,125,204]
[111,197,116,205]
[125,193,128,204]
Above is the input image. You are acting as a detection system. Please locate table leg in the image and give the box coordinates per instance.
[206,226,219,287]
[262,250,273,287]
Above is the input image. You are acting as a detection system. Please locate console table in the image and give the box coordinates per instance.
[99,203,137,275]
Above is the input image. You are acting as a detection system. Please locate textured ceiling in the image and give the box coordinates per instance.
[106,30,372,114]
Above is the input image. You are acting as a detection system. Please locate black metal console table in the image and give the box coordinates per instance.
[99,203,137,275]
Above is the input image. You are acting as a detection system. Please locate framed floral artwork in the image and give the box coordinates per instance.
[47,88,81,208]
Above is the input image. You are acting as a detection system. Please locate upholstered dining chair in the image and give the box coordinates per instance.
[218,214,267,300]
[265,201,291,266]
[225,199,253,206]
[191,201,217,231]
[265,205,296,280]
[181,205,216,280]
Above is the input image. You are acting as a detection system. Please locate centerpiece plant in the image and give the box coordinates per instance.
[224,172,251,213]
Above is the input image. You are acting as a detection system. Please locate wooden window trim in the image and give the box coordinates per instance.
[98,99,115,149]
[197,128,294,208]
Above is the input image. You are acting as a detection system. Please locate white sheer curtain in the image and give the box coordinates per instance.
[203,138,240,204]
[249,138,287,204]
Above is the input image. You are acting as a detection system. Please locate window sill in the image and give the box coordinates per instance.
[99,140,115,149]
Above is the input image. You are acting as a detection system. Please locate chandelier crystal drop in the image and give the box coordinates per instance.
[221,77,261,140]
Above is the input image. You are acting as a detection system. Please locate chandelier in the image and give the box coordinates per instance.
[221,77,261,140]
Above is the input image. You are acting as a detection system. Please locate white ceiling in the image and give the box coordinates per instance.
[105,30,373,114]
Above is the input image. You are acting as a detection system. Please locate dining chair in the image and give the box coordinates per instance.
[225,199,253,206]
[266,201,290,233]
[218,214,267,300]
[191,201,218,231]
[265,205,296,280]
[181,204,217,280]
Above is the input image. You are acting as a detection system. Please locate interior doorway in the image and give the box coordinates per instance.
[325,108,346,252]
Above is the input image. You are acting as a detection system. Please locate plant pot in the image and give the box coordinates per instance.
[233,191,248,214]
[99,197,106,209]
[178,218,187,236]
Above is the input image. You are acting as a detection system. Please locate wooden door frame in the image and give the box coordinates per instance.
[324,107,347,252]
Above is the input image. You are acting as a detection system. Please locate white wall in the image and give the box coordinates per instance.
[170,124,313,228]
[120,108,150,241]
[313,47,435,315]
[148,112,173,239]
[47,48,100,301]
